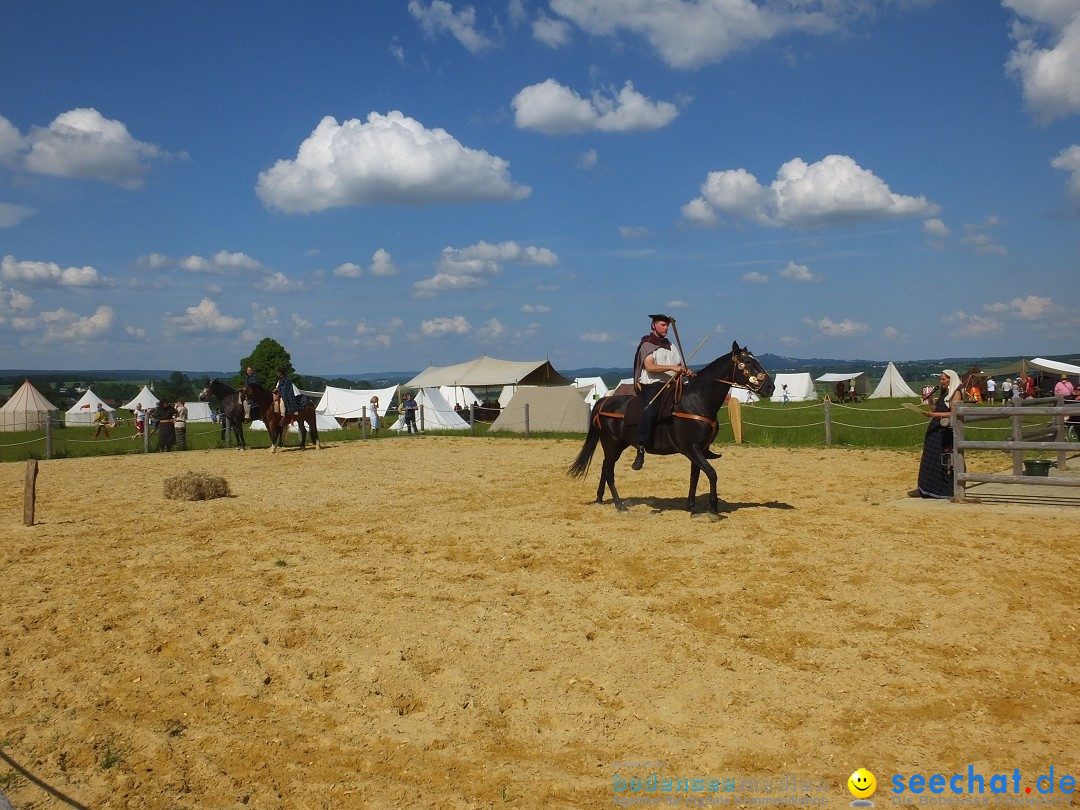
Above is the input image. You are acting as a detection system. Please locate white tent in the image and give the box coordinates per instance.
[316,384,400,424]
[490,386,590,433]
[1031,357,1080,376]
[771,373,817,402]
[0,379,59,431]
[406,356,573,388]
[65,388,116,425]
[869,362,919,398]
[178,401,215,422]
[574,376,611,403]
[388,388,470,432]
[815,372,870,398]
[438,385,481,409]
[121,385,160,411]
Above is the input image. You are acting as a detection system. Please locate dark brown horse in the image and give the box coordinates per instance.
[200,378,250,449]
[200,379,321,451]
[253,383,321,452]
[568,342,774,515]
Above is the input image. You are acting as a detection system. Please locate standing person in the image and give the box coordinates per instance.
[781,384,790,405]
[156,400,177,451]
[1013,377,1023,402]
[92,404,112,439]
[1000,376,1012,404]
[985,377,996,404]
[174,399,188,450]
[369,395,380,433]
[402,393,419,434]
[133,403,146,440]
[1054,374,1075,398]
[910,370,963,499]
[631,313,692,470]
[242,366,259,420]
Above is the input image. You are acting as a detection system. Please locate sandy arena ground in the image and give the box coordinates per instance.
[1,436,1077,809]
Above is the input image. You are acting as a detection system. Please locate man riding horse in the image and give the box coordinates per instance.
[632,313,694,470]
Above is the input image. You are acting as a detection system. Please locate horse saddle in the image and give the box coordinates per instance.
[600,385,676,427]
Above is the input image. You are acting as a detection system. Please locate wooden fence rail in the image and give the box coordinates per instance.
[952,395,1080,501]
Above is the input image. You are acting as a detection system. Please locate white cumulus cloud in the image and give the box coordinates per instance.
[779,260,819,282]
[165,298,245,334]
[1,254,112,287]
[0,203,35,228]
[1005,0,1080,124]
[256,111,531,213]
[39,305,114,343]
[983,294,1060,320]
[547,0,838,70]
[1051,144,1080,198]
[408,0,495,53]
[512,79,679,134]
[803,316,869,338]
[682,154,939,229]
[421,315,472,336]
[414,240,559,296]
[23,108,167,189]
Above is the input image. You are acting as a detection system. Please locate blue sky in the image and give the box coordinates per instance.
[1,0,1078,375]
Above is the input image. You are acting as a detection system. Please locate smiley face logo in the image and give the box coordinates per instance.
[848,768,877,799]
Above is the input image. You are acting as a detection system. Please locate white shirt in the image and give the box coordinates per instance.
[638,345,683,385]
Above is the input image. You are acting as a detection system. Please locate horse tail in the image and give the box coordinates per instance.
[567,404,602,479]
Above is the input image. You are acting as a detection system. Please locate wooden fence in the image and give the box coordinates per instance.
[952,395,1080,502]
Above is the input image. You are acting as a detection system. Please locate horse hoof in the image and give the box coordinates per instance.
[615,500,628,512]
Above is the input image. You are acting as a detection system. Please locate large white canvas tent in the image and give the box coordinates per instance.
[869,362,919,398]
[65,388,116,425]
[179,401,215,422]
[490,386,590,433]
[771,373,817,402]
[438,385,481,409]
[407,356,573,388]
[0,379,59,431]
[574,376,610,403]
[1030,357,1080,376]
[316,384,399,425]
[815,372,870,398]
[121,385,160,411]
[388,388,470,432]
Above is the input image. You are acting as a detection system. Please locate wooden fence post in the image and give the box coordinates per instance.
[24,459,38,526]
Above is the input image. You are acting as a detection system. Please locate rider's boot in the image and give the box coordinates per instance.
[631,445,646,470]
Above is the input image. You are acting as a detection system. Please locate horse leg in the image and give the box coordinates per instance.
[687,464,702,512]
[298,417,307,450]
[686,448,720,514]
[602,447,628,511]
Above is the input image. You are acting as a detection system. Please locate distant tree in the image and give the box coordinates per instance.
[239,339,294,388]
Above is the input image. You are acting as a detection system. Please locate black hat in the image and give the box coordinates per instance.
[649,313,673,324]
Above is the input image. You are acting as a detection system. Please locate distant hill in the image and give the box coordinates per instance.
[3,351,1077,391]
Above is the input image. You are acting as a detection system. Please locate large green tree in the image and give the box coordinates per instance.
[238,339,295,388]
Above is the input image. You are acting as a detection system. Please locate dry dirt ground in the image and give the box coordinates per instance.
[1,437,1077,809]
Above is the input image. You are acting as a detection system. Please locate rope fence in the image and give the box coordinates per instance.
[1,397,1071,460]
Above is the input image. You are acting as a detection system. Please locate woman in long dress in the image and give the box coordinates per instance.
[911,370,963,499]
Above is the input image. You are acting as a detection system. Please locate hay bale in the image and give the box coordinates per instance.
[164,470,231,501]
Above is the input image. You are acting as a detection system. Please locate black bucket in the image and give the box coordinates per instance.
[1023,459,1053,477]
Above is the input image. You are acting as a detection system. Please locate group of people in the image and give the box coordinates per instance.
[92,398,188,451]
[976,373,1076,404]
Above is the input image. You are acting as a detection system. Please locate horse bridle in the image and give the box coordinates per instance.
[716,350,767,393]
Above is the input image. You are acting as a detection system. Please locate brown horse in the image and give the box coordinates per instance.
[252,384,321,452]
